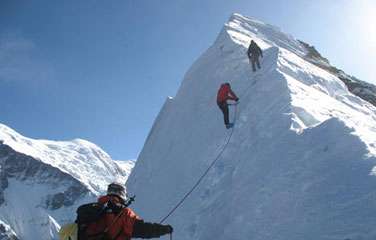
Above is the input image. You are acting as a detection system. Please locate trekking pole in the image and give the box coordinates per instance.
[170,233,172,240]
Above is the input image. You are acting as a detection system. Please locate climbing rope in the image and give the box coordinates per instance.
[159,57,271,223]
[159,105,238,223]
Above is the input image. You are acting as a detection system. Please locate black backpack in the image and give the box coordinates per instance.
[75,196,135,240]
[76,202,111,240]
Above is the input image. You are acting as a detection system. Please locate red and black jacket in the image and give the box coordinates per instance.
[85,195,171,240]
[217,84,238,103]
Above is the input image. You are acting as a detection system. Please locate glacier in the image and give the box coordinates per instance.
[0,124,134,240]
[127,14,376,240]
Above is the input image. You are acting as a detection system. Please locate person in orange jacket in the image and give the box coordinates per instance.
[85,182,173,240]
[217,83,239,129]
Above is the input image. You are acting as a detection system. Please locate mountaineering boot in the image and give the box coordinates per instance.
[226,123,234,129]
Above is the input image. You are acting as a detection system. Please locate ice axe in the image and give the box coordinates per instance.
[124,194,135,207]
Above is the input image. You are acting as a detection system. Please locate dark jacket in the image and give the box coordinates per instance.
[247,41,263,58]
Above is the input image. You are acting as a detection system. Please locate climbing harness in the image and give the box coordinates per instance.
[159,105,238,223]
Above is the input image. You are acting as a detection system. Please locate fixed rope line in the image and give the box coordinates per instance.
[159,105,238,223]
[159,49,275,224]
[159,49,270,223]
[159,58,263,223]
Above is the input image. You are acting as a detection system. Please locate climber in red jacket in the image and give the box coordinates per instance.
[217,83,239,129]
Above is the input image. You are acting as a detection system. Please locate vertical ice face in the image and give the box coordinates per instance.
[127,13,376,240]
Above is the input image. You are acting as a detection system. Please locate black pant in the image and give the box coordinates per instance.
[250,55,261,72]
[217,101,229,125]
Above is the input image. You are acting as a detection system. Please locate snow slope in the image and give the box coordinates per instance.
[115,160,135,176]
[0,124,128,194]
[0,124,133,240]
[127,13,376,240]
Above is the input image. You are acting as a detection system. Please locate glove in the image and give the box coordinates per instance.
[163,225,173,234]
[235,98,239,102]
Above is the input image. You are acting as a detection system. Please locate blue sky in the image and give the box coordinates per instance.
[1,0,375,160]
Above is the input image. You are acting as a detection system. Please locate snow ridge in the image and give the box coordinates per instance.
[127,13,376,240]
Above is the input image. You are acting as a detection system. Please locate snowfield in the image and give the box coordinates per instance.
[127,14,376,240]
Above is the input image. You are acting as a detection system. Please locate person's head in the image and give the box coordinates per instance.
[251,40,255,44]
[107,182,127,201]
[225,82,231,88]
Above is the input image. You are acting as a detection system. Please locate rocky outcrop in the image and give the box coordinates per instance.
[0,142,89,209]
[45,185,87,210]
[0,222,18,240]
[299,40,376,106]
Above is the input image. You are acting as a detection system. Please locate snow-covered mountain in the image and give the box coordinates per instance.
[298,40,376,107]
[127,13,376,240]
[0,124,134,240]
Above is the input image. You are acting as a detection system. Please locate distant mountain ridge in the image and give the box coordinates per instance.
[0,123,134,240]
[299,40,376,106]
